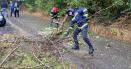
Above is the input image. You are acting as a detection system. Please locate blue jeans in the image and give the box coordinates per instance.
[73,25,92,49]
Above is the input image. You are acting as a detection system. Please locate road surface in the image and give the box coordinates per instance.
[3,12,131,69]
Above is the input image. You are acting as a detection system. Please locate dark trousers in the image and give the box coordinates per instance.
[14,10,19,17]
[73,25,92,49]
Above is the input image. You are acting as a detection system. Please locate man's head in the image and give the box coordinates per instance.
[10,1,13,3]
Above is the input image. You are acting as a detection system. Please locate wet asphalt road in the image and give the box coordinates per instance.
[0,23,17,35]
[8,13,49,37]
[6,12,131,69]
[63,36,131,69]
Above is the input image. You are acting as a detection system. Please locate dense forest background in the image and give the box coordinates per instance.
[23,0,131,20]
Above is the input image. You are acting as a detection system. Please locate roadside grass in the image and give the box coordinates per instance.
[90,24,131,42]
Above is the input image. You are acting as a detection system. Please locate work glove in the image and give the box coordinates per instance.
[63,27,73,37]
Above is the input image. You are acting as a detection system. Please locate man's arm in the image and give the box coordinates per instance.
[80,15,89,23]
[70,17,76,28]
[63,17,76,36]
[61,14,68,25]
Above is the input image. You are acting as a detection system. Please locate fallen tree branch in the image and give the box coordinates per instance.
[44,36,66,69]
[55,36,72,42]
[0,44,21,67]
[31,45,50,68]
[32,52,50,68]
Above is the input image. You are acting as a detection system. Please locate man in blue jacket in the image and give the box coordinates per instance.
[1,2,8,17]
[70,8,94,54]
[9,1,15,17]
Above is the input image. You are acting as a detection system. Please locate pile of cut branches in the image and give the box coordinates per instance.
[0,34,67,69]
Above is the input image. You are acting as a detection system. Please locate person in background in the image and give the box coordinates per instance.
[0,10,6,27]
[1,2,8,17]
[50,7,60,33]
[14,1,19,17]
[9,1,15,17]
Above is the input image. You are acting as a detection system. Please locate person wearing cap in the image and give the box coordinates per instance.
[69,8,94,54]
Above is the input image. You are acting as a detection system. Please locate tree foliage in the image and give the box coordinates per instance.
[23,0,131,20]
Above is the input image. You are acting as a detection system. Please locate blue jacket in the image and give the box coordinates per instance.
[1,3,7,8]
[10,3,15,11]
[70,14,88,27]
[70,7,88,28]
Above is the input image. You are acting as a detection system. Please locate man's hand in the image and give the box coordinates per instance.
[69,27,73,29]
[64,27,73,37]
[56,24,63,35]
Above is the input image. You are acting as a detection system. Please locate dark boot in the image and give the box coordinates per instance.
[72,44,79,50]
[72,46,79,50]
[89,46,94,54]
